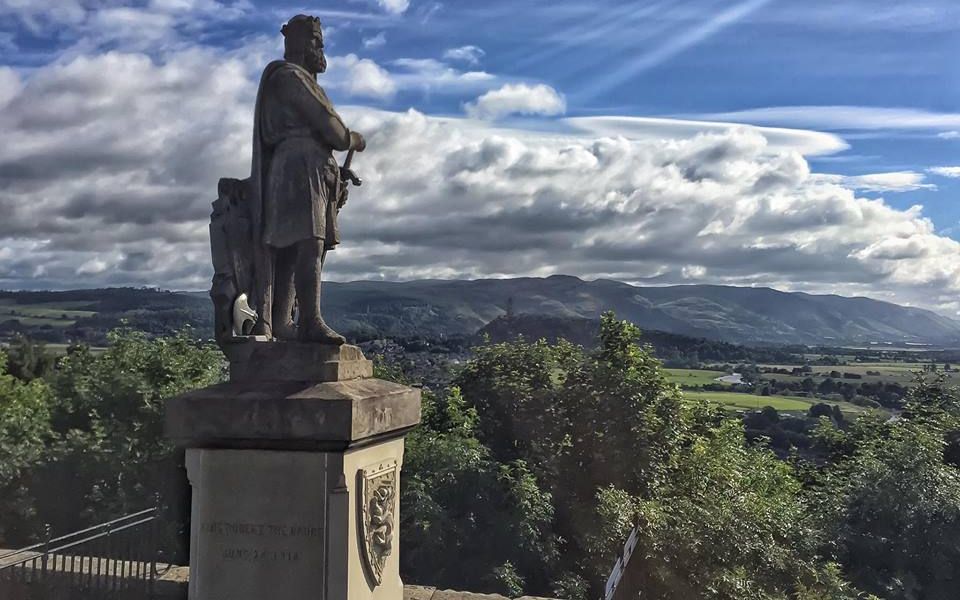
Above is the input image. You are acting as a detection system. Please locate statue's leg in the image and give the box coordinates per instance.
[250,244,275,337]
[271,245,297,340]
[295,238,345,345]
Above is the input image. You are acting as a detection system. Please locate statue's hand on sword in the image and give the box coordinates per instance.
[337,144,366,210]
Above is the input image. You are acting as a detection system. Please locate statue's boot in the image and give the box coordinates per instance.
[298,318,346,345]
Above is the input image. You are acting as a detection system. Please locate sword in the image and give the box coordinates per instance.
[340,149,362,187]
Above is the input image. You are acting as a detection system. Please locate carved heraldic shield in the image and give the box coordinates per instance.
[358,460,397,586]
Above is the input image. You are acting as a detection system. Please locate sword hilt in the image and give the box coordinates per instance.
[340,149,362,187]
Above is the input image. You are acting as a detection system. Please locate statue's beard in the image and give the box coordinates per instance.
[306,52,326,74]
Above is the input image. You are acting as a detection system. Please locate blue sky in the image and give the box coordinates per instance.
[0,0,959,314]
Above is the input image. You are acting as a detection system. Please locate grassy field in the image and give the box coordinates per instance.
[664,368,730,388]
[0,299,97,328]
[682,389,868,414]
[755,362,960,386]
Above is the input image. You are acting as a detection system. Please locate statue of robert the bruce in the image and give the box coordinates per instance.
[248,14,366,344]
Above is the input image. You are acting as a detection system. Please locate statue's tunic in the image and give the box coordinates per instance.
[255,60,353,250]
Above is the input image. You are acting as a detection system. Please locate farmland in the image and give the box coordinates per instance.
[0,298,97,327]
[663,368,731,388]
[666,366,879,415]
[681,389,869,414]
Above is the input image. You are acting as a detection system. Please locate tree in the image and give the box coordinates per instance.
[630,421,857,599]
[810,376,960,599]
[455,313,854,599]
[34,328,224,549]
[400,386,559,596]
[0,351,54,544]
[4,335,57,381]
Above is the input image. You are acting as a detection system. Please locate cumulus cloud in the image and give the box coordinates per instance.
[376,0,409,15]
[326,54,397,99]
[464,83,566,120]
[443,45,485,65]
[938,131,960,140]
[1,47,960,316]
[928,166,960,178]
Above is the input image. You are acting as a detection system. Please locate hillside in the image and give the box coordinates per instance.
[2,276,960,346]
[321,276,960,346]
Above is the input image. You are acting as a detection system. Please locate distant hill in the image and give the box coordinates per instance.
[2,276,959,347]
[321,276,960,346]
[477,314,799,365]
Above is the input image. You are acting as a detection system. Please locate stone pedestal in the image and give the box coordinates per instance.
[166,341,420,600]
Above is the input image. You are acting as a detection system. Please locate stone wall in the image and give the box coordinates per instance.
[1,551,561,600]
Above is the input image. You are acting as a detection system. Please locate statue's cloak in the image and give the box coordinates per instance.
[248,60,286,315]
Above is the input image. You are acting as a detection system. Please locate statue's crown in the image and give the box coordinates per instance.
[281,14,321,38]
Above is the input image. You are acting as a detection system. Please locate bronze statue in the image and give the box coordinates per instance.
[210,14,366,346]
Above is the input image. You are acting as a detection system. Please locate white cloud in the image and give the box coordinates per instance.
[937,131,960,140]
[813,171,936,193]
[389,58,495,92]
[326,54,397,99]
[698,106,960,131]
[464,83,566,120]
[564,116,848,157]
[443,45,485,65]
[2,47,960,315]
[928,166,960,178]
[0,67,22,108]
[362,31,387,49]
[376,0,409,15]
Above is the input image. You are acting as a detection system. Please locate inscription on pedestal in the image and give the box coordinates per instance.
[188,450,332,600]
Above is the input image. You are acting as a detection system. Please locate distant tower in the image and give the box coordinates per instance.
[506,296,515,319]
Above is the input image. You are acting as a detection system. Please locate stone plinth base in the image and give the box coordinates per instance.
[166,377,419,450]
[221,340,373,383]
[186,439,404,600]
[166,339,420,600]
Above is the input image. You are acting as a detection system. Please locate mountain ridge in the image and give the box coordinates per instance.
[2,276,958,347]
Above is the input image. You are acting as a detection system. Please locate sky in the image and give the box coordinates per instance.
[0,0,959,315]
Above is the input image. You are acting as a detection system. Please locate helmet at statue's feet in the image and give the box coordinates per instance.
[298,318,346,345]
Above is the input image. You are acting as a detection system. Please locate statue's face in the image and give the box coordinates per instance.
[304,25,326,74]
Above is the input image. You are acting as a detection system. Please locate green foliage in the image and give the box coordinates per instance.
[400,386,558,595]
[632,420,851,599]
[809,376,960,599]
[0,351,55,543]
[3,317,959,600]
[43,328,224,521]
[455,313,862,599]
[4,335,57,381]
[0,328,226,553]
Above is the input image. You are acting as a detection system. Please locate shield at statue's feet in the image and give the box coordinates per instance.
[358,459,397,586]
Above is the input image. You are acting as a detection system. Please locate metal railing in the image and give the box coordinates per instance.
[0,504,171,599]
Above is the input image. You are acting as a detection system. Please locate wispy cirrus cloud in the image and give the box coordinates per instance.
[813,171,936,193]
[697,106,960,132]
[443,45,485,65]
[564,116,848,157]
[362,31,386,49]
[581,0,775,99]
